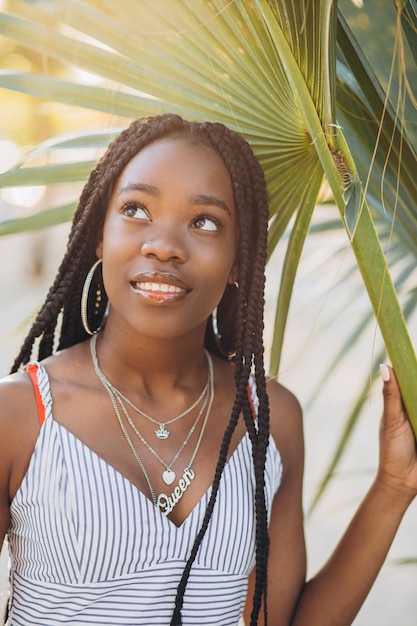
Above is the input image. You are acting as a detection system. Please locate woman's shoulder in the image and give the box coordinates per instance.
[266,377,302,419]
[0,344,89,500]
[266,376,304,474]
[0,368,42,500]
[0,368,40,426]
[0,341,87,429]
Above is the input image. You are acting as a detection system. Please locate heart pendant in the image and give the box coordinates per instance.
[162,469,176,485]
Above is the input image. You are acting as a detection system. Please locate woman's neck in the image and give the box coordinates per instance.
[92,326,209,401]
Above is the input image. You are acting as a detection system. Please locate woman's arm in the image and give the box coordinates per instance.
[259,367,417,626]
[291,366,417,626]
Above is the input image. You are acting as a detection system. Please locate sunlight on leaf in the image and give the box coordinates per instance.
[343,179,362,238]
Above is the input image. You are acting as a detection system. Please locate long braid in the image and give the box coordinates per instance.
[232,141,270,625]
[226,131,270,609]
[12,114,271,625]
[245,153,271,626]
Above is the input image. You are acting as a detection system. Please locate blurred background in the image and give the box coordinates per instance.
[1,0,417,623]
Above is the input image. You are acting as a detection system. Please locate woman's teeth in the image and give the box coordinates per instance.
[138,282,184,293]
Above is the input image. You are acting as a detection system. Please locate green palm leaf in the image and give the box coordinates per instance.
[0,202,77,235]
[0,161,96,186]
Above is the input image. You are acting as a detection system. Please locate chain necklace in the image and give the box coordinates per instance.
[99,381,158,505]
[90,333,210,440]
[155,370,214,517]
[116,386,209,485]
[90,336,215,514]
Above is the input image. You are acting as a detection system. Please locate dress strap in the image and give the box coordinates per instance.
[247,374,259,421]
[26,363,50,427]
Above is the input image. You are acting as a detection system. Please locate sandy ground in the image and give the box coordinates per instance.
[0,222,416,624]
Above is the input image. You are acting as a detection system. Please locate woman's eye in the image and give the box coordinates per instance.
[192,216,221,232]
[122,203,149,220]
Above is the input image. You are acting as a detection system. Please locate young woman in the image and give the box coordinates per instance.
[0,113,416,626]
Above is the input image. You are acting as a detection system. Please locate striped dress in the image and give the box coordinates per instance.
[7,363,282,625]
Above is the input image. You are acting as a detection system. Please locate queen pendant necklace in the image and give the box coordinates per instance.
[90,336,214,513]
[91,333,211,440]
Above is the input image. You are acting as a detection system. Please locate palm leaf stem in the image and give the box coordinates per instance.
[255,2,417,433]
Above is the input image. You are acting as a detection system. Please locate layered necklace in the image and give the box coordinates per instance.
[103,367,210,440]
[90,335,214,515]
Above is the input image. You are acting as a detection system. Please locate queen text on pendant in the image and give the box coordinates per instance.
[156,467,195,515]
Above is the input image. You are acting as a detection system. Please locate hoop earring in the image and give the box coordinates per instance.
[81,259,105,336]
[211,306,236,361]
[212,306,221,344]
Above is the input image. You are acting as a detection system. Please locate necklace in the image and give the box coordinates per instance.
[90,336,215,514]
[116,387,209,485]
[155,378,213,517]
[90,334,210,440]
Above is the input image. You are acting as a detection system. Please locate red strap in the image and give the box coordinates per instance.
[27,364,46,427]
[247,383,257,421]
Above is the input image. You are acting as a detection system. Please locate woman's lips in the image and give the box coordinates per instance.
[130,272,190,304]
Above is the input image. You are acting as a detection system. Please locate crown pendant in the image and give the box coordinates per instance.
[155,425,169,439]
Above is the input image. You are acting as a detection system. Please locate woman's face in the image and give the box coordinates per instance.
[97,136,238,342]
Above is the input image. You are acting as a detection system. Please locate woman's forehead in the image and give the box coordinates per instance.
[113,136,235,206]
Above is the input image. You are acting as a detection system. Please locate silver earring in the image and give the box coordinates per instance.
[211,306,236,361]
[212,306,221,342]
[81,259,105,336]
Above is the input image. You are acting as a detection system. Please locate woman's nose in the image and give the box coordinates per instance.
[141,229,188,263]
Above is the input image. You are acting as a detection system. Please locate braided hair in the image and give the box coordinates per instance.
[12,113,271,625]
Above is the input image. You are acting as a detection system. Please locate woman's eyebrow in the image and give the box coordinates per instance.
[192,193,231,215]
[117,185,231,216]
[118,182,159,196]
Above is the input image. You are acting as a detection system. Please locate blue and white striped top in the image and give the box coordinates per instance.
[7,363,282,625]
